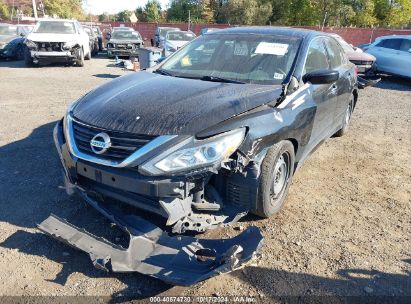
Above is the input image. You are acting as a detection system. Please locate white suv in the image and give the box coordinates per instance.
[25,19,91,67]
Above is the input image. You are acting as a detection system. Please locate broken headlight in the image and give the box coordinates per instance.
[140,129,245,175]
[63,40,77,50]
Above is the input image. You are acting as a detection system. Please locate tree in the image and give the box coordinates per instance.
[42,0,85,19]
[374,0,411,27]
[217,0,272,25]
[145,0,162,22]
[116,10,133,22]
[0,2,11,20]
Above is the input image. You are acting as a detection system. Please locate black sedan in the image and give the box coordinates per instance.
[43,27,358,285]
[0,23,33,60]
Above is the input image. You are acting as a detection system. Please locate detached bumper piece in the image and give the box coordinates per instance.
[38,205,263,286]
[357,75,381,89]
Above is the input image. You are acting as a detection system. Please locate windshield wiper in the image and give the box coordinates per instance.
[200,75,245,84]
[153,69,174,77]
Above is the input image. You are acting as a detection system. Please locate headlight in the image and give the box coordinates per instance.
[0,43,5,49]
[140,129,245,175]
[63,40,77,50]
[25,39,37,49]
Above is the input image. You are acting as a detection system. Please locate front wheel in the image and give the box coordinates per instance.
[24,47,33,66]
[253,140,295,218]
[76,48,84,67]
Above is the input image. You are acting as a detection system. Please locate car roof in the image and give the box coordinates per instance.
[208,26,324,39]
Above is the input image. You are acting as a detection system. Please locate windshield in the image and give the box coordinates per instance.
[111,31,141,40]
[160,33,301,85]
[0,25,17,36]
[34,21,76,34]
[160,28,178,37]
[167,31,195,41]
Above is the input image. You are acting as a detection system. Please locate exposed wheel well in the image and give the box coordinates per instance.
[286,138,298,155]
[353,89,358,109]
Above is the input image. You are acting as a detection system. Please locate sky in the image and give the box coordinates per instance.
[83,0,170,15]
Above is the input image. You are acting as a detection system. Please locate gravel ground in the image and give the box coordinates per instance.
[0,57,410,302]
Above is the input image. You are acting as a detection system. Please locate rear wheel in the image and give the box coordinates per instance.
[334,94,354,137]
[253,140,295,218]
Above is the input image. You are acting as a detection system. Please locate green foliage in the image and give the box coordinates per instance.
[216,0,272,25]
[43,0,85,19]
[0,2,11,20]
[145,0,162,22]
[116,10,133,22]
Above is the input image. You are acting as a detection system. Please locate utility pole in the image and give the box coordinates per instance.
[188,10,191,31]
[32,0,38,20]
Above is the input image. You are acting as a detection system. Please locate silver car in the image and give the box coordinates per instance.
[365,35,411,78]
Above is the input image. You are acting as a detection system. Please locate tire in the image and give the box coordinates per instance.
[76,47,85,67]
[334,93,354,137]
[85,48,91,60]
[253,140,295,218]
[24,47,33,66]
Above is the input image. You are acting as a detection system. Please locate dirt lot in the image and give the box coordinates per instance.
[0,57,410,302]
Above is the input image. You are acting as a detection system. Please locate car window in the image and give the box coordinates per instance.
[304,38,329,74]
[375,38,402,50]
[35,21,76,34]
[161,34,302,85]
[324,38,345,68]
[399,39,411,52]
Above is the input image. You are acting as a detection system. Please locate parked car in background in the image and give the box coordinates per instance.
[200,28,221,35]
[84,26,99,56]
[112,26,134,32]
[365,35,411,78]
[0,23,33,60]
[53,27,358,242]
[357,42,371,51]
[107,29,143,58]
[25,19,91,67]
[92,26,103,51]
[153,26,179,47]
[329,33,376,74]
[163,30,196,57]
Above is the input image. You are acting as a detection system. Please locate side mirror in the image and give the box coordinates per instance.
[303,69,339,85]
[408,48,411,53]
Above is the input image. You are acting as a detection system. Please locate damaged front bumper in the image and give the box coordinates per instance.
[31,50,77,64]
[54,119,259,234]
[38,193,263,286]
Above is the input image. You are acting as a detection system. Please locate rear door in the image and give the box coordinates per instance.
[323,37,354,127]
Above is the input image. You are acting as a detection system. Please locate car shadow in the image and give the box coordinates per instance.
[374,75,411,92]
[233,264,410,299]
[0,121,172,299]
[93,73,121,79]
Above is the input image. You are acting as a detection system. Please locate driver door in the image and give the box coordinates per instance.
[303,37,338,147]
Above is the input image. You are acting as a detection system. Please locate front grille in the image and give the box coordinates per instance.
[36,42,64,52]
[72,120,157,161]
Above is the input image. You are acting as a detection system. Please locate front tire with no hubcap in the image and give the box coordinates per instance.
[253,140,295,218]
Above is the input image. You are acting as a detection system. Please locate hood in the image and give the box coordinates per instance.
[109,38,142,44]
[166,40,189,49]
[0,35,17,44]
[27,32,79,43]
[347,51,376,62]
[73,72,283,136]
